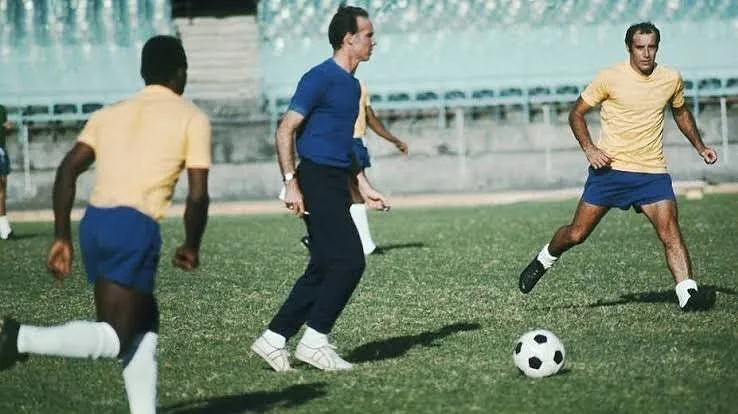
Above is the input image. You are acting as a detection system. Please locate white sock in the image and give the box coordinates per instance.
[17,321,120,359]
[262,329,286,348]
[0,215,10,237]
[350,203,376,255]
[536,244,558,269]
[675,279,698,308]
[300,326,328,347]
[122,332,158,414]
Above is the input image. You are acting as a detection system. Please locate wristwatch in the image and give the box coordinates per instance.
[283,172,296,182]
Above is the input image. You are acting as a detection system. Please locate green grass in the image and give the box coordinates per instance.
[1,194,737,413]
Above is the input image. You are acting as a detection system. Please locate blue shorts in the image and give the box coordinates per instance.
[582,167,675,212]
[352,138,371,169]
[0,147,10,176]
[79,206,162,294]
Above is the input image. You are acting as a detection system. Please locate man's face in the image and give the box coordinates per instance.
[628,32,658,75]
[350,16,375,61]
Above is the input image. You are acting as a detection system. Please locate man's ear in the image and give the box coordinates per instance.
[343,32,354,48]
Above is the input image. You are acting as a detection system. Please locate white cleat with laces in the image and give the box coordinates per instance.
[251,335,293,372]
[295,340,353,371]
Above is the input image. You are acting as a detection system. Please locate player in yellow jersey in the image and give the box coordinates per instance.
[0,36,211,413]
[518,22,718,312]
[347,80,407,255]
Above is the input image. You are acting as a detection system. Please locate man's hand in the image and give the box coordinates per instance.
[173,246,199,271]
[283,180,307,217]
[361,186,390,211]
[394,139,408,156]
[585,146,612,170]
[699,147,718,164]
[47,239,73,281]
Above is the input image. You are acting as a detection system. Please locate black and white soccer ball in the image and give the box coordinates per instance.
[512,329,566,378]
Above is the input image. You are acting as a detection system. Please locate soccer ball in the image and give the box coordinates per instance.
[512,329,566,378]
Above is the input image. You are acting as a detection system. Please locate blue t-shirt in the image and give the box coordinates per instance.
[289,58,360,169]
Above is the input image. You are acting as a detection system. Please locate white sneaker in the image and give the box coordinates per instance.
[251,335,292,372]
[295,341,353,371]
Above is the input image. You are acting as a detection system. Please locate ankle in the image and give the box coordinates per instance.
[300,326,328,347]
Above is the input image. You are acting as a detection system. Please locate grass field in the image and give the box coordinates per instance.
[1,194,737,413]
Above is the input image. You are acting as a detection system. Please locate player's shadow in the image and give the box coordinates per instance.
[6,232,43,241]
[159,382,328,414]
[532,285,735,311]
[375,241,426,253]
[346,322,481,363]
[586,285,736,308]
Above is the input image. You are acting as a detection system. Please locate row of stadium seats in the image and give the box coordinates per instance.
[0,0,175,122]
[260,19,738,113]
[1,0,171,47]
[258,0,738,39]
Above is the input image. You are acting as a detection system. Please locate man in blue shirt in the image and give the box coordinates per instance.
[252,5,387,372]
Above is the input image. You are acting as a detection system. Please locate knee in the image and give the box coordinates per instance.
[658,227,683,248]
[567,226,590,245]
[348,252,365,275]
[339,250,365,277]
[104,321,136,358]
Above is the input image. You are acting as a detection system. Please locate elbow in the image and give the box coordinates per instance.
[188,193,210,206]
[568,110,585,127]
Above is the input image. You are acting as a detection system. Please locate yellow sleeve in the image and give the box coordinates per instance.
[365,86,371,107]
[580,70,610,107]
[77,112,100,150]
[671,75,686,109]
[185,111,212,169]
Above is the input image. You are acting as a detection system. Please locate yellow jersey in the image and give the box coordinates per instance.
[581,60,685,173]
[78,85,212,221]
[352,81,370,139]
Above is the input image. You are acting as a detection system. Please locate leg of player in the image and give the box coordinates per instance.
[0,175,12,239]
[349,173,378,256]
[519,200,609,293]
[639,199,716,311]
[95,280,160,413]
[0,281,159,413]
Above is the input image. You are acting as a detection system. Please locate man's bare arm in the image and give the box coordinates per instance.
[183,168,209,251]
[366,107,408,155]
[276,111,305,176]
[569,97,611,169]
[276,110,308,215]
[52,142,95,241]
[671,105,716,163]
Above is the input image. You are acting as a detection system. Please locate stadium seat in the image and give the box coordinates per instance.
[0,0,176,123]
[253,0,738,115]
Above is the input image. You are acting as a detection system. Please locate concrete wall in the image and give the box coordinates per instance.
[5,103,738,209]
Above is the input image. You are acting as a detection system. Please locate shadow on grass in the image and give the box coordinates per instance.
[375,241,426,253]
[533,285,736,311]
[346,322,481,363]
[159,382,328,414]
[5,232,44,241]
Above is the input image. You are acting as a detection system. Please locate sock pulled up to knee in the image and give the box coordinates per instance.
[122,332,158,414]
[17,320,120,359]
[350,203,377,255]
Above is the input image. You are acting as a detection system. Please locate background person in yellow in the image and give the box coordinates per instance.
[0,36,211,413]
[518,22,718,312]
[300,80,408,255]
[0,105,14,239]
